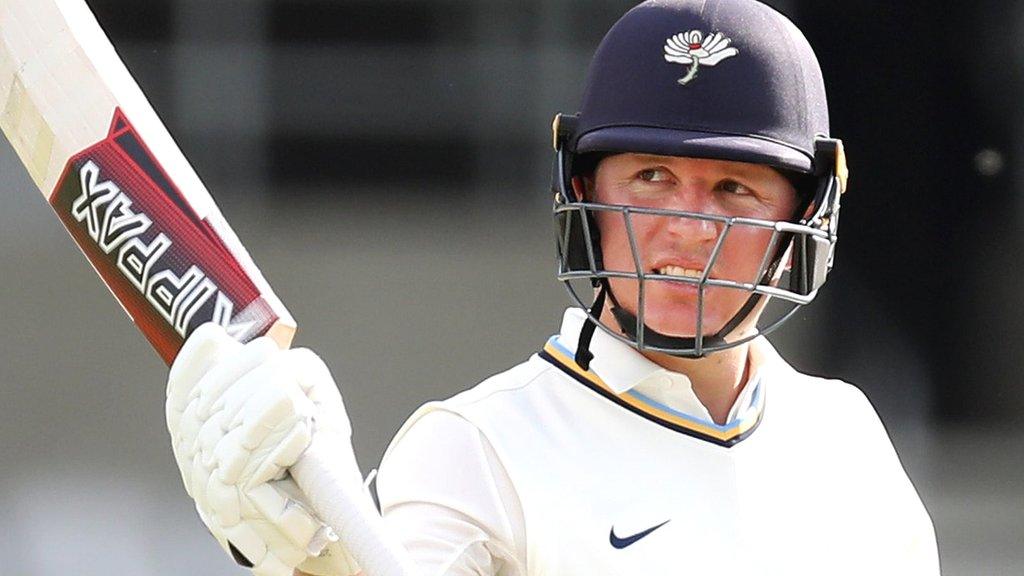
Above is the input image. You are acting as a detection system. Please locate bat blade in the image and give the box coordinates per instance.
[0,0,294,363]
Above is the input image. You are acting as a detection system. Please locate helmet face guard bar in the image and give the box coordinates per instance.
[551,114,848,358]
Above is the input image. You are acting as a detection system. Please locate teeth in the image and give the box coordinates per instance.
[657,265,703,278]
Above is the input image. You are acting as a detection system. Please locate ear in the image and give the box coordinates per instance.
[571,175,594,201]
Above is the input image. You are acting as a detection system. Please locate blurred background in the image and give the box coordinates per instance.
[1,0,1022,574]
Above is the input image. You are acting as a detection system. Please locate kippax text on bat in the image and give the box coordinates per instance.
[46,108,280,363]
[70,160,240,338]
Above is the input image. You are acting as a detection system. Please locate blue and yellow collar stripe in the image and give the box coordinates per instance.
[539,337,764,447]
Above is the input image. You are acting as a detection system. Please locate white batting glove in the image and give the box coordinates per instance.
[166,323,362,576]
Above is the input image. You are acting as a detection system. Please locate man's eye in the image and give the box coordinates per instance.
[637,168,669,182]
[717,179,753,195]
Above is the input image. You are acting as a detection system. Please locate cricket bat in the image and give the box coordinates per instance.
[0,1,413,574]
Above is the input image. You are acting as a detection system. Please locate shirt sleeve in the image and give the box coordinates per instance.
[375,409,527,576]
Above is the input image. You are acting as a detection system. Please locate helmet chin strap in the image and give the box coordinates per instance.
[574,282,608,370]
[574,280,745,364]
[608,289,759,356]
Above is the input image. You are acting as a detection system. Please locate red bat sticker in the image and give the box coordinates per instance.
[49,109,283,364]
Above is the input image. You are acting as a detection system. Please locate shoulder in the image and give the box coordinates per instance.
[781,373,893,447]
[763,348,882,430]
[387,353,560,446]
[378,353,556,483]
[759,345,903,459]
[782,372,875,412]
[376,408,500,511]
[374,370,532,573]
[792,373,939,563]
[442,353,555,410]
[768,360,936,534]
[767,358,918,485]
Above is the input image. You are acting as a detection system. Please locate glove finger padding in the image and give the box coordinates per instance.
[248,481,331,553]
[206,474,358,576]
[221,517,307,576]
[298,539,361,576]
[212,373,314,487]
[267,479,361,576]
[199,471,312,576]
[196,502,295,576]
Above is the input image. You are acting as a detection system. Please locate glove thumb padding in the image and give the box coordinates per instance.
[167,323,240,438]
[290,347,353,439]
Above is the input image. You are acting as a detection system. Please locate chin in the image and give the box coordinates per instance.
[634,299,733,339]
[608,285,741,339]
[636,308,710,338]
[643,316,701,338]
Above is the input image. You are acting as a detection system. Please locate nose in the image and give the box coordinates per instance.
[665,211,719,245]
[662,185,720,245]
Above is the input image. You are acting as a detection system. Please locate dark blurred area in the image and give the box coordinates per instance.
[799,0,1024,421]
[1,1,1022,574]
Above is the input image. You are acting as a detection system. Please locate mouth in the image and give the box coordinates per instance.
[654,265,705,279]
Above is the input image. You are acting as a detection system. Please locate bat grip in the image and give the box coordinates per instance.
[291,432,418,576]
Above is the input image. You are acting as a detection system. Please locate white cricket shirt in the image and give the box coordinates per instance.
[376,308,939,576]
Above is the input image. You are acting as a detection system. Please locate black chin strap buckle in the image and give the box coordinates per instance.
[574,285,607,371]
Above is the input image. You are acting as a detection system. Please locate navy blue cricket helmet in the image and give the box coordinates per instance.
[552,0,849,362]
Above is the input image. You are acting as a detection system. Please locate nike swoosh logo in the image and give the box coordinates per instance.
[609,519,670,549]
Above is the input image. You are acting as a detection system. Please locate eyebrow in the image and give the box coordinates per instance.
[626,154,774,181]
[718,164,770,180]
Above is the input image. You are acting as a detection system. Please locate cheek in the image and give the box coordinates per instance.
[598,215,665,271]
[714,227,779,279]
[596,213,632,269]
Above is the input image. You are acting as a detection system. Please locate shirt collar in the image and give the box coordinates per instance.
[555,307,774,424]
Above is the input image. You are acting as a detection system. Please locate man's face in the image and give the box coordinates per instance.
[585,153,799,339]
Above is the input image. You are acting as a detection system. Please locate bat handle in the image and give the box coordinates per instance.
[291,433,418,576]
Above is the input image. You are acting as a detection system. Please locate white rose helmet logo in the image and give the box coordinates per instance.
[664,30,739,85]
